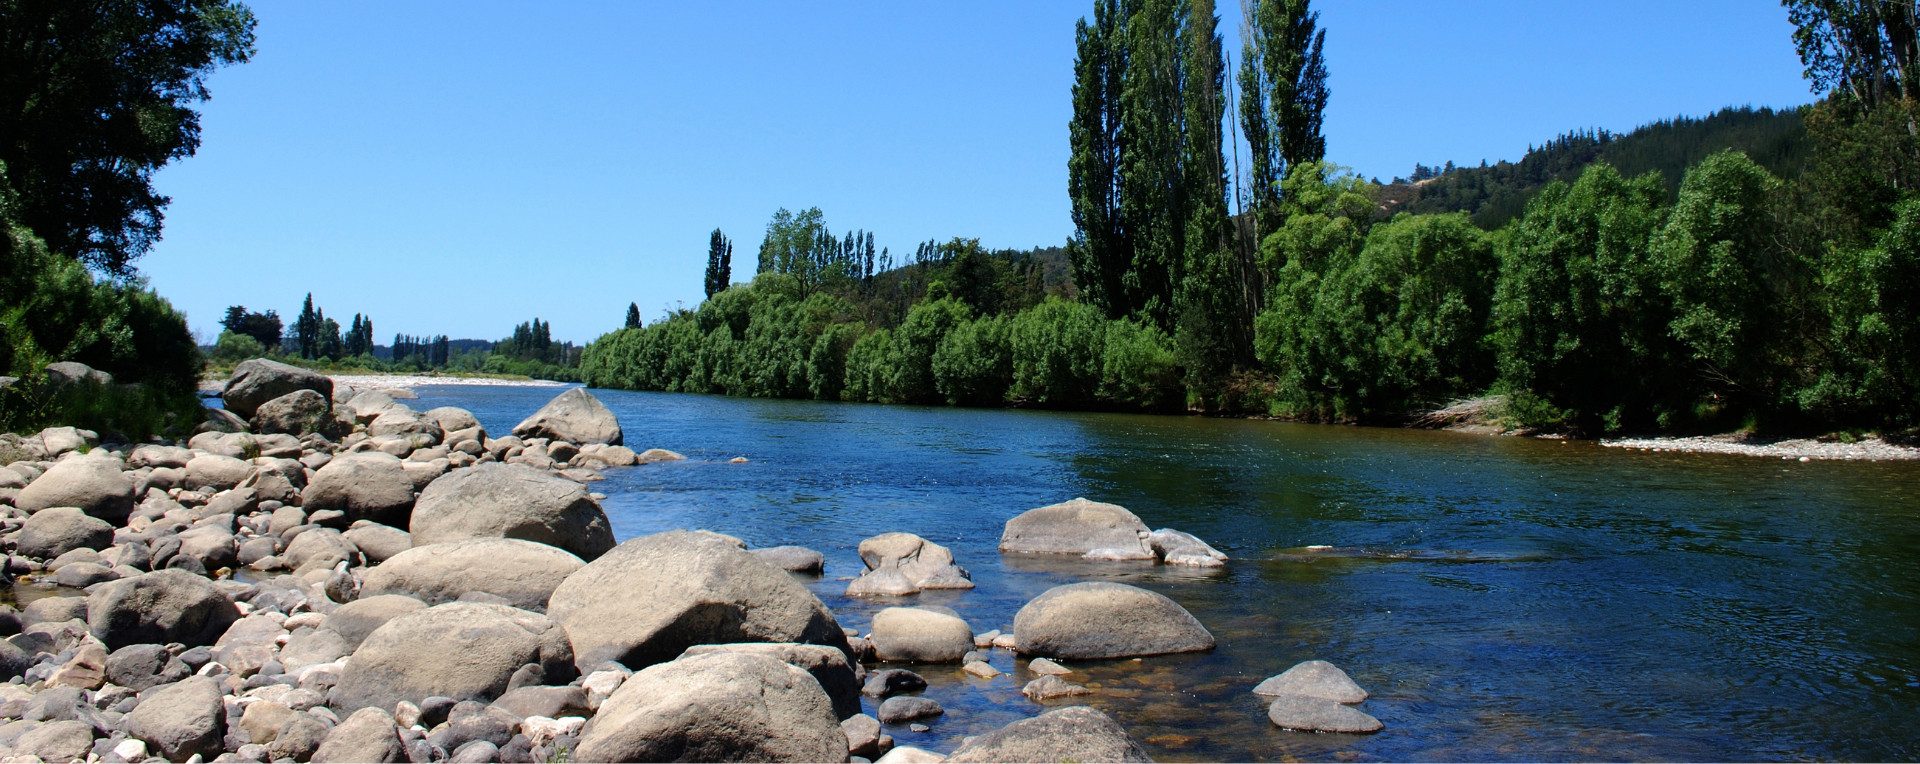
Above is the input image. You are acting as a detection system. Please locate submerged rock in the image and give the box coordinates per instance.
[1265,694,1383,734]
[946,706,1151,763]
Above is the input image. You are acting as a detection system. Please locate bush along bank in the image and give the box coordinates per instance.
[0,355,1373,760]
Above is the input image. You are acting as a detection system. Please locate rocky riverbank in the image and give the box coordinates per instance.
[0,357,1370,763]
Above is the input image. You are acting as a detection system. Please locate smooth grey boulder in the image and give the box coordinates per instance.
[184,454,253,493]
[423,407,481,433]
[846,533,972,597]
[106,643,190,691]
[251,389,348,437]
[16,506,114,560]
[877,696,943,725]
[575,651,847,763]
[362,538,585,611]
[127,444,193,470]
[682,642,864,721]
[946,705,1152,763]
[1013,581,1214,660]
[344,389,408,424]
[1021,674,1092,700]
[44,361,111,387]
[998,498,1153,558]
[1266,694,1384,733]
[512,388,622,446]
[223,359,333,419]
[752,545,826,574]
[125,676,227,760]
[15,455,135,523]
[330,602,575,712]
[1252,660,1368,703]
[280,626,353,672]
[343,523,412,564]
[303,451,416,527]
[409,463,614,560]
[22,595,89,627]
[88,569,241,649]
[321,594,427,651]
[282,527,360,573]
[12,719,95,762]
[870,607,973,663]
[368,409,443,443]
[312,707,405,763]
[547,530,851,671]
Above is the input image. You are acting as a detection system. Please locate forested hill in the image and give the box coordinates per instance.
[1378,106,1808,228]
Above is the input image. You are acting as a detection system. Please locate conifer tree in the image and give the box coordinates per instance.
[705,229,733,299]
[625,303,642,329]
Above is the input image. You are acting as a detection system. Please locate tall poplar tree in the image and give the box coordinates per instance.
[1238,0,1329,234]
[705,228,732,299]
[1068,0,1130,319]
[1119,0,1188,327]
[1175,0,1250,375]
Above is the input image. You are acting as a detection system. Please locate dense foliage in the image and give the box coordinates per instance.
[0,0,256,274]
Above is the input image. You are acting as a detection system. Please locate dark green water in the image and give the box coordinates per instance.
[410,384,1920,762]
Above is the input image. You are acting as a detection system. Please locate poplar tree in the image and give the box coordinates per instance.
[1175,0,1251,375]
[1119,0,1189,328]
[625,303,642,329]
[1068,0,1130,319]
[1238,0,1329,234]
[705,228,732,299]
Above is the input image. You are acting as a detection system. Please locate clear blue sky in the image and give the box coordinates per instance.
[143,1,1814,345]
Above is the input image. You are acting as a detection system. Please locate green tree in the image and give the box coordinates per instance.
[1067,0,1130,320]
[624,303,641,329]
[1783,1,1920,110]
[220,305,281,351]
[1804,196,1920,423]
[1118,0,1187,327]
[1175,0,1246,389]
[0,0,256,274]
[705,228,732,299]
[1010,298,1107,405]
[933,315,1013,406]
[1238,0,1328,231]
[887,298,972,405]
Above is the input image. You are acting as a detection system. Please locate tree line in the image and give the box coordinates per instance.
[582,0,1920,435]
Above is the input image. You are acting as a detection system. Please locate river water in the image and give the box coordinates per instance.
[409,384,1920,762]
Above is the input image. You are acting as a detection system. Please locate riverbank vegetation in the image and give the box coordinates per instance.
[584,0,1920,436]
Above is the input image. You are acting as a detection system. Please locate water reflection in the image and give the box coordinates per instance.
[408,385,1920,761]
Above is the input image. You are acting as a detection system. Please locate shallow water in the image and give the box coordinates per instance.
[409,384,1920,762]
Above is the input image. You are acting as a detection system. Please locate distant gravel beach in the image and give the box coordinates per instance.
[1600,432,1920,461]
[328,374,569,395]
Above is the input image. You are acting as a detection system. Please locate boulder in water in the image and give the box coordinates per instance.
[512,388,622,446]
[1013,581,1214,660]
[223,359,333,419]
[999,498,1153,558]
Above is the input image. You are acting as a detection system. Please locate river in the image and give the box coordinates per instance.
[409,383,1920,762]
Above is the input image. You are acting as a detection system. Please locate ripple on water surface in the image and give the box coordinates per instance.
[409,384,1920,761]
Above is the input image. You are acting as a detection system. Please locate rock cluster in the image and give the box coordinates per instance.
[0,362,748,763]
[999,498,1226,566]
[1254,660,1384,734]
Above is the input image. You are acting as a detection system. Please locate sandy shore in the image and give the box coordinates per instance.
[1599,432,1920,461]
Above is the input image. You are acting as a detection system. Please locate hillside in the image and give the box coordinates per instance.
[1377,105,1808,228]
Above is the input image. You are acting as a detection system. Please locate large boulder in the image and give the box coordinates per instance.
[251,389,348,437]
[547,530,851,671]
[1013,582,1214,660]
[124,676,226,761]
[344,389,408,424]
[12,719,95,762]
[184,453,253,492]
[223,359,333,419]
[44,361,112,387]
[1253,659,1369,703]
[574,651,847,763]
[362,539,585,611]
[845,533,973,596]
[681,643,864,720]
[16,506,115,560]
[946,706,1152,763]
[88,569,241,649]
[15,455,135,523]
[1000,498,1154,558]
[409,463,615,560]
[512,388,622,446]
[303,451,416,526]
[423,407,481,433]
[321,594,426,650]
[330,602,575,712]
[869,607,973,663]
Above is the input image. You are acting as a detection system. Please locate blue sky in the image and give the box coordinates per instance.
[143,1,1814,344]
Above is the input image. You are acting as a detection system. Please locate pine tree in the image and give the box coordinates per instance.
[295,293,319,359]
[625,303,642,329]
[705,229,733,299]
